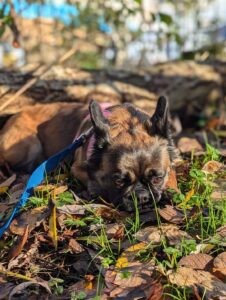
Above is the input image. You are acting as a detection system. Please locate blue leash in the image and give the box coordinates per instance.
[0,129,92,238]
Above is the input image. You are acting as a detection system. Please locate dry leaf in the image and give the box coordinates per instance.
[158,205,184,224]
[49,185,68,198]
[8,190,24,204]
[8,280,51,299]
[10,206,50,235]
[68,239,84,253]
[49,202,58,250]
[165,169,179,192]
[57,204,86,215]
[178,253,213,271]
[192,243,215,254]
[106,260,158,299]
[168,267,226,298]
[213,252,226,281]
[0,174,16,189]
[95,206,125,221]
[8,225,29,259]
[106,223,124,240]
[177,137,203,153]
[135,224,193,246]
[0,282,15,300]
[34,184,56,193]
[202,160,224,174]
[115,242,147,269]
[8,238,39,270]
[67,280,96,298]
[211,190,226,201]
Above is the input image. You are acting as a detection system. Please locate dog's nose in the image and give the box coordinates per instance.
[137,191,150,204]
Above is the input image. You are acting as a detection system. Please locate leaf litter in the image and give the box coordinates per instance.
[0,137,225,299]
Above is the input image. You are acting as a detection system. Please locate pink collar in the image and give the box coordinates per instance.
[74,103,112,160]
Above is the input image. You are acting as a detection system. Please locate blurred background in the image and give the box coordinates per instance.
[0,0,225,136]
[1,0,226,69]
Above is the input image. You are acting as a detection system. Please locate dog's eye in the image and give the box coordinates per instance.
[151,177,163,185]
[114,178,124,188]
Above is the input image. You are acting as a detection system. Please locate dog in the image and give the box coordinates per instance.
[0,97,177,211]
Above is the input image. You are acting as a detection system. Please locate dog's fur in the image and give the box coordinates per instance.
[0,97,177,211]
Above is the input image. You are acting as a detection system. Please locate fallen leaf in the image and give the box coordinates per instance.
[68,239,84,254]
[106,260,158,299]
[49,201,58,250]
[10,206,50,235]
[192,243,215,254]
[135,224,193,246]
[211,190,226,201]
[115,242,147,269]
[202,160,224,174]
[147,282,163,300]
[34,184,56,193]
[165,169,179,192]
[7,189,24,204]
[178,253,213,271]
[0,174,16,189]
[8,225,29,259]
[213,252,226,281]
[9,183,26,194]
[178,188,195,208]
[177,137,203,153]
[8,280,51,299]
[57,204,86,215]
[0,282,15,300]
[106,223,124,240]
[158,205,185,224]
[8,238,39,270]
[0,186,9,194]
[168,267,226,298]
[67,279,96,298]
[95,206,126,221]
[49,185,68,198]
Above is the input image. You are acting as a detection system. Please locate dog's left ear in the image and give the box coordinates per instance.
[150,96,170,138]
[89,100,111,148]
[149,96,178,161]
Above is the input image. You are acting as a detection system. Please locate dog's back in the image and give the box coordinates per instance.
[0,102,83,171]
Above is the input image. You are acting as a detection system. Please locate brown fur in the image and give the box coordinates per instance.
[0,98,176,211]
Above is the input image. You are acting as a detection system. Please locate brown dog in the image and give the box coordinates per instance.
[0,97,177,211]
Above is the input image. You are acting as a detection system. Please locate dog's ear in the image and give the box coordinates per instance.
[89,100,110,148]
[150,96,170,138]
[149,96,178,161]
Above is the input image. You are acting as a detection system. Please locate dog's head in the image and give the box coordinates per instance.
[86,97,177,212]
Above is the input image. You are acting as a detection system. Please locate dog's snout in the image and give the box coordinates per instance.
[137,191,150,204]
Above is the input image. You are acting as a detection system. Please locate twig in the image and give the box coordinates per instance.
[0,47,78,112]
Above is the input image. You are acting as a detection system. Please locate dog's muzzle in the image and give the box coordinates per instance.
[121,182,162,212]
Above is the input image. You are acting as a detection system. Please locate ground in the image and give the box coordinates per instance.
[0,62,225,299]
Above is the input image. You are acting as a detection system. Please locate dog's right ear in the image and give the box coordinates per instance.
[89,100,111,148]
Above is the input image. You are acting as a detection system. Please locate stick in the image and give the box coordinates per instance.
[0,47,78,112]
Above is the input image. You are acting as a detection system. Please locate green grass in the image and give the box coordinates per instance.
[4,146,225,299]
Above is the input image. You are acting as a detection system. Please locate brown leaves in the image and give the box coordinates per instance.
[0,174,16,194]
[135,224,193,246]
[168,267,226,298]
[105,260,161,299]
[177,137,203,153]
[8,226,29,259]
[68,239,84,254]
[213,252,226,281]
[178,253,214,271]
[202,160,224,174]
[158,205,185,224]
[10,206,50,235]
[165,169,179,192]
[8,280,51,299]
